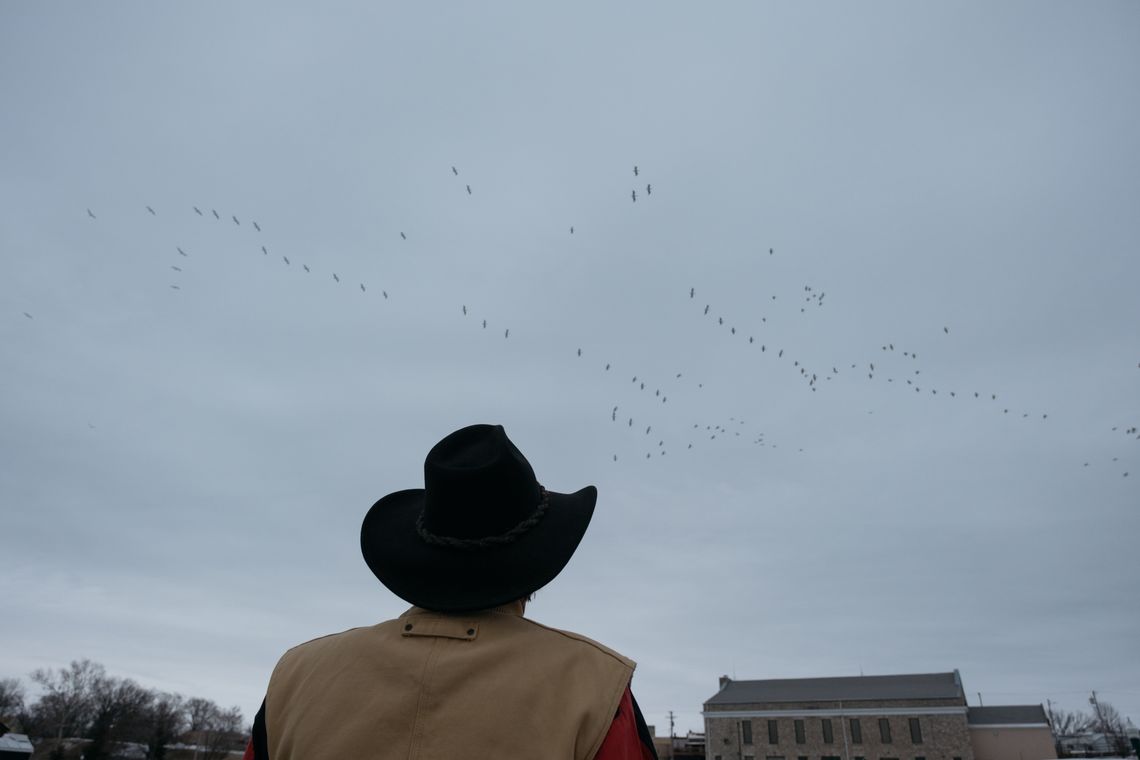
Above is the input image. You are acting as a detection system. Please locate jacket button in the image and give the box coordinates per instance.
[404,624,413,631]
[466,628,475,636]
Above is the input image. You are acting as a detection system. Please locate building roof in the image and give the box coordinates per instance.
[706,672,964,706]
[0,732,34,754]
[968,705,1049,726]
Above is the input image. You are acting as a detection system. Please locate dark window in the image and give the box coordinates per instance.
[743,721,753,745]
[798,756,809,760]
[795,720,806,744]
[879,719,892,743]
[915,756,926,760]
[822,719,834,744]
[909,719,923,744]
[769,720,779,744]
[851,719,863,744]
[766,756,786,760]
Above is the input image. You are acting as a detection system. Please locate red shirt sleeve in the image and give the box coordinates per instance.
[593,687,658,760]
[241,740,255,760]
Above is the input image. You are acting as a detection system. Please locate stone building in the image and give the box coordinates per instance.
[703,672,975,760]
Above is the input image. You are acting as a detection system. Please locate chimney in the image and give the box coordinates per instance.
[719,675,732,690]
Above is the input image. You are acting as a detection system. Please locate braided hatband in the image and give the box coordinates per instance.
[415,487,550,550]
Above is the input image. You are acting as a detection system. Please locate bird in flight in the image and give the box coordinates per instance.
[570,226,574,234]
[382,291,388,299]
[605,363,611,370]
[704,304,709,315]
[146,206,156,215]
[193,206,203,215]
[466,185,472,195]
[171,266,182,272]
[170,285,180,290]
[360,283,366,292]
[283,256,290,265]
[211,209,219,219]
[631,189,637,202]
[646,184,651,195]
[232,215,240,225]
[577,348,582,357]
[23,312,33,319]
[333,273,340,282]
[400,232,406,240]
[690,287,695,298]
[633,166,639,176]
[944,326,949,334]
[463,305,467,315]
[177,247,187,256]
[482,319,486,328]
[303,264,310,272]
[87,208,96,218]
[504,329,510,338]
[452,166,458,175]
[253,221,261,232]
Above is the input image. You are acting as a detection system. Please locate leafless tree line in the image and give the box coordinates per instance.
[1047,700,1136,757]
[0,660,245,760]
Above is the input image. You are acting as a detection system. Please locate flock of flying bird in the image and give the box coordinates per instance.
[21,160,1135,479]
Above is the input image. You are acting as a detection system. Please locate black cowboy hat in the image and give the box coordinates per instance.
[361,424,598,612]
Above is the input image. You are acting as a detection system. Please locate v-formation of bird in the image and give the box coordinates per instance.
[69,173,1137,477]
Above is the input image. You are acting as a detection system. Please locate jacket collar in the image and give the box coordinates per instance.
[403,599,525,618]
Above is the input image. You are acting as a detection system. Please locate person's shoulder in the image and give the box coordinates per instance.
[512,615,636,671]
[277,618,401,661]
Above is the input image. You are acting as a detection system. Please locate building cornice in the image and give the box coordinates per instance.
[703,706,969,719]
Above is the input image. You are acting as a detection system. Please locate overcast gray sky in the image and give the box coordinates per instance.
[2,1,1138,736]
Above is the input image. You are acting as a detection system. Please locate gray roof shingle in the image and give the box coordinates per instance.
[706,672,965,706]
[967,705,1049,726]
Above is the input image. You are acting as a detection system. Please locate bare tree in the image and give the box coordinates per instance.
[1048,706,1094,736]
[143,692,185,760]
[1088,699,1131,756]
[0,677,25,724]
[186,698,244,760]
[83,675,153,760]
[28,659,104,757]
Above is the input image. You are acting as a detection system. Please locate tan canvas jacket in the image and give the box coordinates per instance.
[266,601,635,760]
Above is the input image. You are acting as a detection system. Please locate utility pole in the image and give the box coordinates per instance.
[977,692,983,706]
[668,711,675,760]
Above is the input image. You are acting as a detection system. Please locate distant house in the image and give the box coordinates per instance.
[646,725,705,759]
[968,705,1055,760]
[0,730,34,760]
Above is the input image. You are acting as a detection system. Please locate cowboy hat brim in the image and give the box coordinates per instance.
[360,484,597,612]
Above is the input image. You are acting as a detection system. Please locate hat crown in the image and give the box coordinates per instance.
[421,425,540,541]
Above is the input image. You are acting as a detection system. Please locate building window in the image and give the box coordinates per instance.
[715,756,722,760]
[769,720,779,744]
[909,719,922,744]
[822,719,834,744]
[850,719,863,744]
[743,721,753,745]
[915,756,926,760]
[745,756,755,760]
[879,719,892,743]
[795,720,806,744]
[766,756,786,760]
